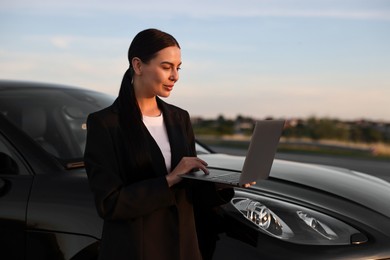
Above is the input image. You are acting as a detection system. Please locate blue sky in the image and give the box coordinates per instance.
[1,0,389,121]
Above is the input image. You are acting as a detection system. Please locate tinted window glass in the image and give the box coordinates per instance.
[0,134,28,175]
[0,87,114,160]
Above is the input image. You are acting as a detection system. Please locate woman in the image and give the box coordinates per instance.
[84,28,237,260]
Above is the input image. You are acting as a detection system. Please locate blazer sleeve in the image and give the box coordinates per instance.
[84,112,175,221]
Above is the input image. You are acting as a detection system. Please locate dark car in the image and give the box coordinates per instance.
[1,80,390,260]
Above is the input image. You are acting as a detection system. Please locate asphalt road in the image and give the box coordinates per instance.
[210,146,390,183]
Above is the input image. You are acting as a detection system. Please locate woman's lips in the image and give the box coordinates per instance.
[164,85,174,91]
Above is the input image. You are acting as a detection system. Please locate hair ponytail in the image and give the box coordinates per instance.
[118,68,151,171]
[117,29,180,171]
[118,67,141,123]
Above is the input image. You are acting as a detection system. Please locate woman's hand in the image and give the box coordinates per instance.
[242,182,256,188]
[215,181,256,190]
[166,157,209,187]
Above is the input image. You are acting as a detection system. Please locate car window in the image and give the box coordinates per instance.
[0,85,211,162]
[0,87,114,161]
[0,134,29,175]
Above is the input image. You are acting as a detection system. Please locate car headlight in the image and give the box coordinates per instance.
[231,191,368,245]
[296,211,338,241]
[233,198,294,240]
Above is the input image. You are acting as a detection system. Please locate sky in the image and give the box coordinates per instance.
[1,0,389,121]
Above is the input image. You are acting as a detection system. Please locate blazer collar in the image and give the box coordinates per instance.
[111,96,187,172]
[111,97,173,116]
[111,98,120,113]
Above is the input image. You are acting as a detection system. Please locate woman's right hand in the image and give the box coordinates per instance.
[166,157,209,187]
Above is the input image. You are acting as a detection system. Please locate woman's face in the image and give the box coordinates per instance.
[135,46,181,98]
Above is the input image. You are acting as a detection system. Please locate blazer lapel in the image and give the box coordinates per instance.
[113,97,169,177]
[158,98,190,170]
[140,119,169,177]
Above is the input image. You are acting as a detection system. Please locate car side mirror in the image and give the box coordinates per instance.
[0,152,19,175]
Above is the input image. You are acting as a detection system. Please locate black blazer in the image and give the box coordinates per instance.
[84,98,232,260]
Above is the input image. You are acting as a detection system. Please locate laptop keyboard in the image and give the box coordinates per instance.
[215,173,240,183]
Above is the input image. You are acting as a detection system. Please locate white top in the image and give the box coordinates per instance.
[142,114,171,172]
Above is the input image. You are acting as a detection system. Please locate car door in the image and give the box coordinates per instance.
[0,132,34,259]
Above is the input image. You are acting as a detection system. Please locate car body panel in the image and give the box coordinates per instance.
[1,80,390,259]
[199,153,390,217]
[198,153,390,259]
[26,170,103,239]
[0,174,33,259]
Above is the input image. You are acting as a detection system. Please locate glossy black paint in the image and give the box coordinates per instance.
[203,153,390,259]
[0,80,389,260]
[0,81,104,259]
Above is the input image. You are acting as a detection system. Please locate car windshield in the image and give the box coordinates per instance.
[0,86,114,161]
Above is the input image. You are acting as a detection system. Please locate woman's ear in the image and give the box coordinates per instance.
[131,57,142,75]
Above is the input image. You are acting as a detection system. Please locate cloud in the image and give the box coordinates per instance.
[2,0,389,121]
[50,36,73,49]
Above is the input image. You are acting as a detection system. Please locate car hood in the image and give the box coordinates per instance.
[199,153,390,217]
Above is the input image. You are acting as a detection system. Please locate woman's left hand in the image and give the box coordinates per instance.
[242,181,256,188]
[215,181,256,190]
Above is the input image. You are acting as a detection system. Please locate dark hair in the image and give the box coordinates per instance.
[118,29,180,172]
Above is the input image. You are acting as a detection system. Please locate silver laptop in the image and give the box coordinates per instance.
[182,120,285,187]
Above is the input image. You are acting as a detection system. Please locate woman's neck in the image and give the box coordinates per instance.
[133,80,161,117]
[137,96,161,117]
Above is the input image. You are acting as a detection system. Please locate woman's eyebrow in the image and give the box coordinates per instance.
[161,61,182,67]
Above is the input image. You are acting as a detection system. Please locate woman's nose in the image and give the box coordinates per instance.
[170,68,179,82]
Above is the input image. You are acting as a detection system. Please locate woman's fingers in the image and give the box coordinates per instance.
[242,181,256,188]
[196,157,208,166]
[196,163,209,175]
[185,157,208,173]
[171,157,209,176]
[166,157,210,187]
[193,157,209,174]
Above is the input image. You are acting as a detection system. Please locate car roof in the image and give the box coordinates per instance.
[0,79,85,91]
